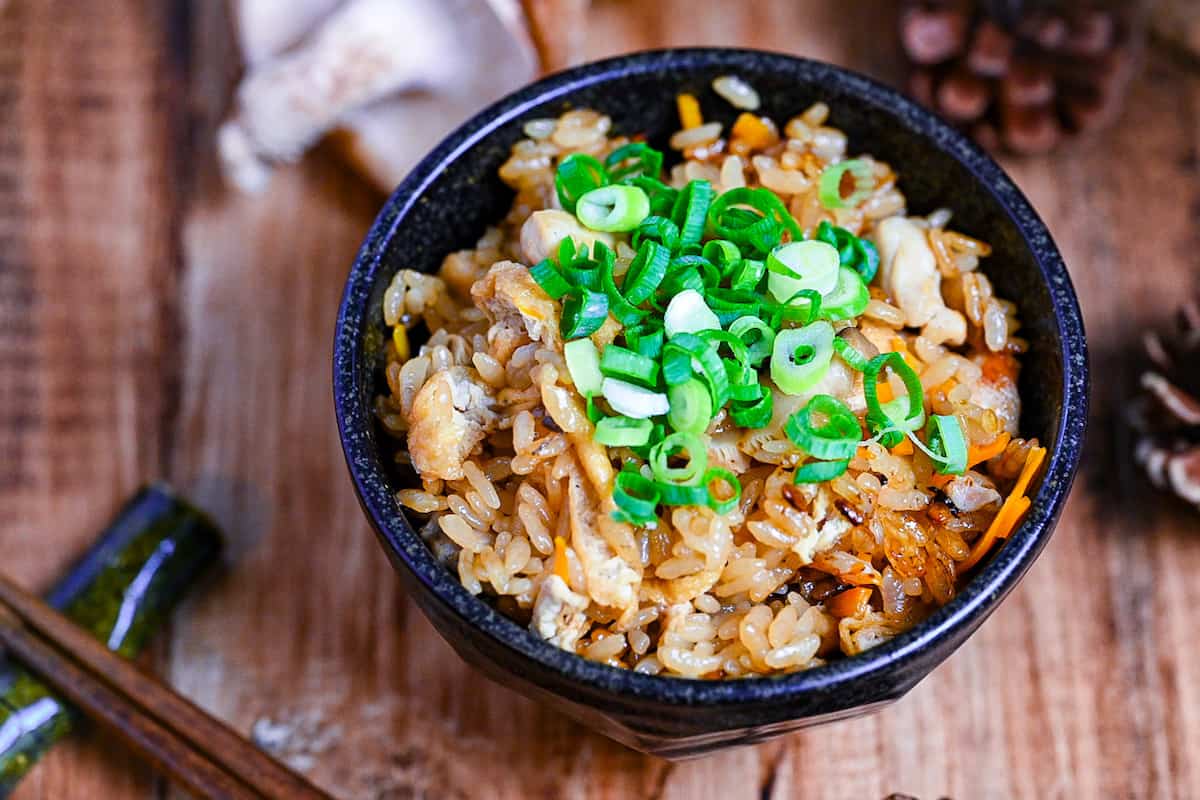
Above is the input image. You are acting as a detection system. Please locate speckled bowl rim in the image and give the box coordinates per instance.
[334,48,1088,706]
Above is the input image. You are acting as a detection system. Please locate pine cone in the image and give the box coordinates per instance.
[899,1,1140,155]
[1130,298,1200,511]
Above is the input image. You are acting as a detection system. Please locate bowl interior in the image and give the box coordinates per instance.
[336,49,1086,702]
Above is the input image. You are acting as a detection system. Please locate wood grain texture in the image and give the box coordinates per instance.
[0,0,1198,798]
[0,0,186,797]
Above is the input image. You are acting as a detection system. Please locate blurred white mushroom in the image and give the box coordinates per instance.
[219,0,548,192]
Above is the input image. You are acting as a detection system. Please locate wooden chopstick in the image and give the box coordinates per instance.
[0,573,332,800]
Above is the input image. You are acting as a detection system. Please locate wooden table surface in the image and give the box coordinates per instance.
[2,1,1198,798]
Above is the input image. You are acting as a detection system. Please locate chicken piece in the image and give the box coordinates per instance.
[876,217,941,327]
[944,471,1002,512]
[530,574,590,652]
[874,217,967,344]
[406,367,497,481]
[519,209,616,266]
[471,260,560,361]
[567,465,640,616]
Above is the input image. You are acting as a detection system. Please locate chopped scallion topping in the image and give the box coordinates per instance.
[560,288,609,339]
[767,240,840,301]
[784,394,861,461]
[601,377,670,419]
[817,159,875,209]
[667,379,713,434]
[564,338,603,396]
[594,416,655,447]
[863,352,926,447]
[576,185,651,233]
[770,322,835,396]
[600,344,660,387]
[664,289,721,338]
[555,153,608,213]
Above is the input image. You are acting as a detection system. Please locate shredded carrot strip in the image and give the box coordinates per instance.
[980,352,1019,384]
[933,378,957,396]
[1010,445,1046,501]
[731,112,774,149]
[929,432,1012,489]
[958,446,1046,572]
[856,445,874,461]
[553,536,570,582]
[890,337,919,371]
[827,586,873,618]
[876,382,895,403]
[890,437,914,456]
[392,325,410,362]
[676,93,702,130]
[969,432,1012,468]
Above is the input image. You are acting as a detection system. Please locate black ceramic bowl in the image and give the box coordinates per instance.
[334,48,1087,758]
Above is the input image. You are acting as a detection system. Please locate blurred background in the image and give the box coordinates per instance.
[0,1,1197,798]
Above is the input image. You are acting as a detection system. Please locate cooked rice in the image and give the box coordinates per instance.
[376,101,1039,679]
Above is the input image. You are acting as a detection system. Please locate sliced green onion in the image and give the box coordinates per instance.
[564,338,603,396]
[820,267,870,321]
[670,254,720,288]
[661,348,695,387]
[601,377,669,419]
[594,416,654,447]
[833,332,871,371]
[622,240,670,305]
[598,249,647,326]
[625,322,664,360]
[699,330,752,378]
[649,431,708,484]
[529,258,572,299]
[728,372,763,402]
[708,187,803,253]
[561,288,608,339]
[664,289,721,338]
[664,333,730,410]
[731,389,772,428]
[704,288,761,327]
[770,321,835,396]
[702,239,742,278]
[612,468,659,525]
[576,185,651,232]
[703,468,741,514]
[863,352,925,447]
[784,394,861,460]
[600,344,660,387]
[729,257,765,292]
[555,153,608,213]
[657,481,711,506]
[818,159,875,209]
[794,458,850,483]
[633,216,681,253]
[586,395,607,424]
[772,289,822,327]
[922,414,968,475]
[672,180,715,249]
[605,142,663,182]
[767,240,840,301]
[815,220,880,283]
[658,266,705,297]
[668,379,713,434]
[631,422,666,460]
[631,175,679,216]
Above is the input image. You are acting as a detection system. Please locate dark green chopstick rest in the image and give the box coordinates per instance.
[0,484,222,796]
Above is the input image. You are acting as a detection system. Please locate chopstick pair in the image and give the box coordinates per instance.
[0,572,331,800]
